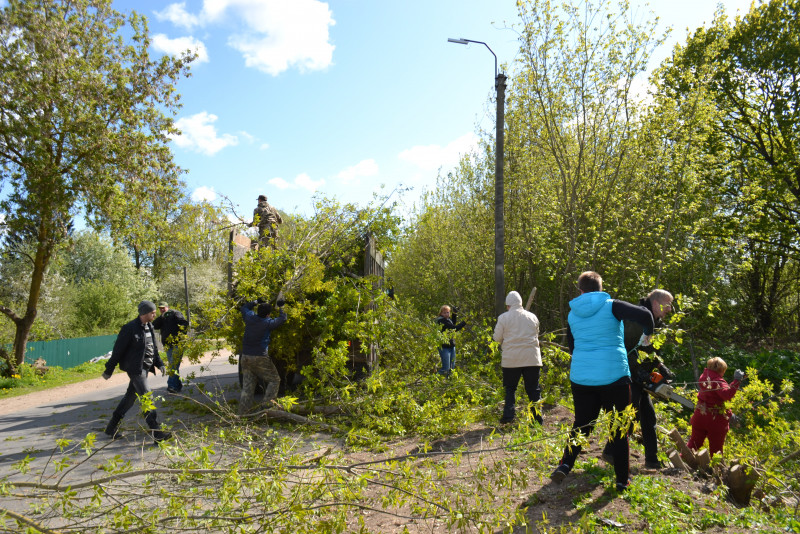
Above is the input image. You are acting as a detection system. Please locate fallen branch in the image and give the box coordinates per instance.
[240,407,342,433]
[777,449,800,465]
[0,507,64,534]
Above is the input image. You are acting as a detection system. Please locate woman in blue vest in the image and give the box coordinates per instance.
[550,271,654,492]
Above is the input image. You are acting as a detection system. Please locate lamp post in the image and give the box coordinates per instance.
[448,38,507,317]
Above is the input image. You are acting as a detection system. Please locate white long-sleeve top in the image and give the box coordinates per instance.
[493,292,542,368]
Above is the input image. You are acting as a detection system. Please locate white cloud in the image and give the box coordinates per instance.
[237,131,255,144]
[152,34,209,64]
[269,177,291,190]
[156,0,335,76]
[268,173,325,192]
[398,132,479,172]
[191,186,218,202]
[336,159,378,185]
[295,173,325,192]
[259,143,270,151]
[171,112,239,155]
[154,3,202,30]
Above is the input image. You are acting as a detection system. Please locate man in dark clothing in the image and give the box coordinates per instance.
[102,301,171,443]
[550,272,655,492]
[153,302,189,393]
[239,299,287,415]
[601,289,674,469]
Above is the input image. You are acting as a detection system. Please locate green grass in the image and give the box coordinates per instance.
[0,360,108,400]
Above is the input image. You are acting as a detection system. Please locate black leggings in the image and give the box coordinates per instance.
[560,379,631,486]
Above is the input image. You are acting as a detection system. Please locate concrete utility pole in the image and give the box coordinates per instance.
[448,38,507,316]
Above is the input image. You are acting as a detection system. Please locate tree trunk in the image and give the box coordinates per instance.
[11,232,53,367]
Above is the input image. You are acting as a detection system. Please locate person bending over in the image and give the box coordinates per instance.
[686,357,743,456]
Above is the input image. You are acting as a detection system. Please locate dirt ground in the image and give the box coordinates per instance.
[0,369,768,533]
[333,403,761,533]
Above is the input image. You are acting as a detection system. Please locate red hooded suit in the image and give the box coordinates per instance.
[687,368,740,455]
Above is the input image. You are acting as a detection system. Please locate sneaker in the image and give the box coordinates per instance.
[615,481,629,492]
[153,431,173,444]
[499,416,515,425]
[550,464,570,483]
[601,452,615,465]
[644,459,663,469]
[105,429,124,440]
[167,387,178,394]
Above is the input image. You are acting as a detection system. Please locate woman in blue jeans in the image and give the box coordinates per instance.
[435,305,465,376]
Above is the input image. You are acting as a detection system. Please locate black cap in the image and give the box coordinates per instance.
[138,301,157,315]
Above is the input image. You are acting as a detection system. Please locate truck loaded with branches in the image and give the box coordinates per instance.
[210,196,399,398]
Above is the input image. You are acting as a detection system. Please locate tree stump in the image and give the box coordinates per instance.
[668,449,690,473]
[667,428,698,470]
[696,448,711,471]
[725,463,759,506]
[32,358,48,376]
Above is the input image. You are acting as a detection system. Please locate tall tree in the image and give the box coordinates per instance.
[0,0,192,372]
[504,0,662,324]
[660,0,800,336]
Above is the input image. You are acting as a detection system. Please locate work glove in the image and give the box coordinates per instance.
[102,371,112,380]
[733,369,745,382]
[638,333,652,347]
[658,363,676,382]
[159,366,167,377]
[276,299,285,308]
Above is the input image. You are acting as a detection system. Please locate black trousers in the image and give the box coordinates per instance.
[560,379,631,486]
[603,382,658,462]
[502,366,542,422]
[112,368,159,430]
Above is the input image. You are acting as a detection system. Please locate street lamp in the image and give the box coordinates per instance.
[448,37,507,317]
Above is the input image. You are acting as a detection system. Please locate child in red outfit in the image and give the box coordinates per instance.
[687,357,743,456]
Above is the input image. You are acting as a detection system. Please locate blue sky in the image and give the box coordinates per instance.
[112,1,753,220]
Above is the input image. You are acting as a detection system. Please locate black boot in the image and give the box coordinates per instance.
[104,415,123,439]
[500,388,516,424]
[153,430,173,444]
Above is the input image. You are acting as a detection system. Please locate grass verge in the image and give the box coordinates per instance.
[0,360,107,400]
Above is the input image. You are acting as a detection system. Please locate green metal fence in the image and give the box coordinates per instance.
[22,335,117,369]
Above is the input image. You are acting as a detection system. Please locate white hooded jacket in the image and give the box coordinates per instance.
[493,291,542,368]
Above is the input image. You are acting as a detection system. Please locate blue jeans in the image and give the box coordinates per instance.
[166,346,182,391]
[438,346,456,375]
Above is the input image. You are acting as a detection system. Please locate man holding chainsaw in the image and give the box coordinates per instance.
[601,289,674,469]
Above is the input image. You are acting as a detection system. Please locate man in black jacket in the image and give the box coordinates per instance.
[102,301,171,443]
[601,289,674,469]
[153,302,189,393]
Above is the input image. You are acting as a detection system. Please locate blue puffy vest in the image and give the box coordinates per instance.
[567,292,629,386]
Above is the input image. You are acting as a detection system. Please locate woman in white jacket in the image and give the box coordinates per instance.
[493,291,543,424]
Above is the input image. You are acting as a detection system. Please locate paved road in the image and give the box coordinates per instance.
[0,350,241,488]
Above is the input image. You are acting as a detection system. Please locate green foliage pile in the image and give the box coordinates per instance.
[2,353,799,532]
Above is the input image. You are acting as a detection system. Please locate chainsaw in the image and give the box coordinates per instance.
[642,370,695,410]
